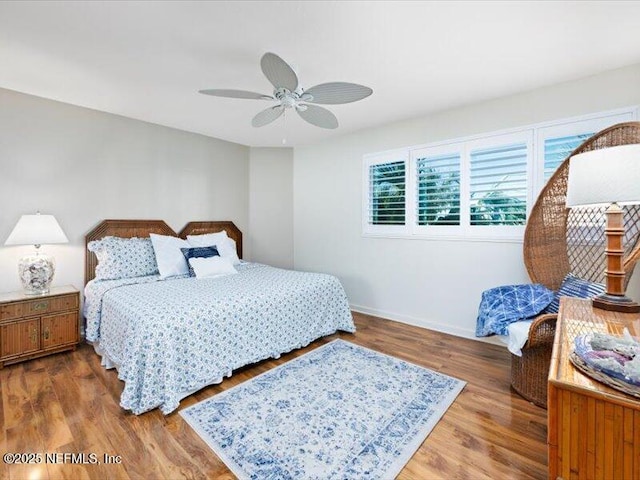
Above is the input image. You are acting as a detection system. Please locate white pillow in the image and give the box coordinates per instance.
[189,256,238,279]
[188,230,228,247]
[149,233,191,279]
[187,232,241,265]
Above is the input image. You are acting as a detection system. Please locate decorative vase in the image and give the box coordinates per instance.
[18,254,55,295]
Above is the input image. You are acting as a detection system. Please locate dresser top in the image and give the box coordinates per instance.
[550,297,640,408]
[0,285,78,304]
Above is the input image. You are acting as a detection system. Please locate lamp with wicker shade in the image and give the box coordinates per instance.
[566,144,640,313]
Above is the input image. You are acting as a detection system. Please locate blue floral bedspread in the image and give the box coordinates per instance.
[475,284,554,337]
[84,263,355,414]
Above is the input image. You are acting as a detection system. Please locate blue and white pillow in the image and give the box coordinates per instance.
[475,284,555,337]
[88,236,158,280]
[544,273,606,314]
[180,246,219,277]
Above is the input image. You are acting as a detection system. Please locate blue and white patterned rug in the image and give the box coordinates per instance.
[180,339,465,479]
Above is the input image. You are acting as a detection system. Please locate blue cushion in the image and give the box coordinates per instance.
[475,284,555,337]
[544,273,605,314]
[180,246,219,277]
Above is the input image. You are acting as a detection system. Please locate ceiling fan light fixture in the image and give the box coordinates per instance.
[199,52,372,130]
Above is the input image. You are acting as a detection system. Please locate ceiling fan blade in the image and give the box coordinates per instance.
[304,82,373,105]
[297,104,338,129]
[252,106,285,128]
[260,52,298,91]
[199,89,273,100]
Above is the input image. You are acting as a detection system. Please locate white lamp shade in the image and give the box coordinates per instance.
[566,144,640,208]
[5,213,69,246]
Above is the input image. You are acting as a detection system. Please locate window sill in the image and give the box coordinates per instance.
[361,232,524,244]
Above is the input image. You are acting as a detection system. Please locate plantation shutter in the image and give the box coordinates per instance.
[543,133,593,182]
[470,142,528,226]
[368,160,406,225]
[416,153,461,226]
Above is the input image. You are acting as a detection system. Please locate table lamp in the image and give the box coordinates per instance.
[4,212,69,295]
[566,144,640,313]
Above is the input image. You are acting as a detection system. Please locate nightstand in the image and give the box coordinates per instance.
[0,285,79,367]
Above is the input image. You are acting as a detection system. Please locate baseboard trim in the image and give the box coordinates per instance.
[349,303,505,347]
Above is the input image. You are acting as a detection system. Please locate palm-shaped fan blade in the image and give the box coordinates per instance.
[297,104,338,129]
[199,89,273,100]
[261,52,298,91]
[304,82,372,105]
[252,106,285,128]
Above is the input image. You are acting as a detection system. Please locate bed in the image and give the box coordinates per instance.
[83,220,355,415]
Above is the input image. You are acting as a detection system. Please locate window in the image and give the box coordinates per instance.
[416,151,460,226]
[535,112,635,195]
[469,140,529,227]
[542,133,592,183]
[410,131,532,238]
[369,161,406,225]
[363,150,408,234]
[363,107,637,240]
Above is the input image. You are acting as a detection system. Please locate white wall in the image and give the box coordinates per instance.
[0,88,250,294]
[249,147,294,269]
[294,63,640,340]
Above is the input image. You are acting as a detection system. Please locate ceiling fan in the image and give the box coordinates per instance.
[199,52,373,129]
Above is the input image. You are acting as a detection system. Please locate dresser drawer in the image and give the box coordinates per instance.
[49,294,79,313]
[0,303,24,321]
[0,293,78,321]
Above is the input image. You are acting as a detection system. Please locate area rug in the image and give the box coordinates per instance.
[180,339,465,479]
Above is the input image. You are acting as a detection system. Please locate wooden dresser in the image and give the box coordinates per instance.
[0,285,79,367]
[548,297,640,480]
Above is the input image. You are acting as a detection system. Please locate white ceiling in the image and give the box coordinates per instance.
[1,1,640,147]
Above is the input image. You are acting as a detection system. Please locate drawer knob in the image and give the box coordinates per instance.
[33,302,48,311]
[30,329,37,344]
[43,327,50,341]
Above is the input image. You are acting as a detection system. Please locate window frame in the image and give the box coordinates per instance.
[362,106,638,242]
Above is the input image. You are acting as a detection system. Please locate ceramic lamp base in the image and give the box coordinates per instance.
[18,254,55,295]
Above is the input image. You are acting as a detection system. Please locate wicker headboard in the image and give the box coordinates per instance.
[85,219,243,285]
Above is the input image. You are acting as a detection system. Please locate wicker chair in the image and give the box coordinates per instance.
[511,121,640,408]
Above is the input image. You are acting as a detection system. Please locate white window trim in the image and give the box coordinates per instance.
[362,106,638,242]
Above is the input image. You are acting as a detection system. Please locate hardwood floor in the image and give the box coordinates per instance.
[0,312,548,480]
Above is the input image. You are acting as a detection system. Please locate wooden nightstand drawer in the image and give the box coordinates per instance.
[0,293,78,321]
[49,294,78,313]
[0,303,24,321]
[24,299,52,316]
[1,299,51,320]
